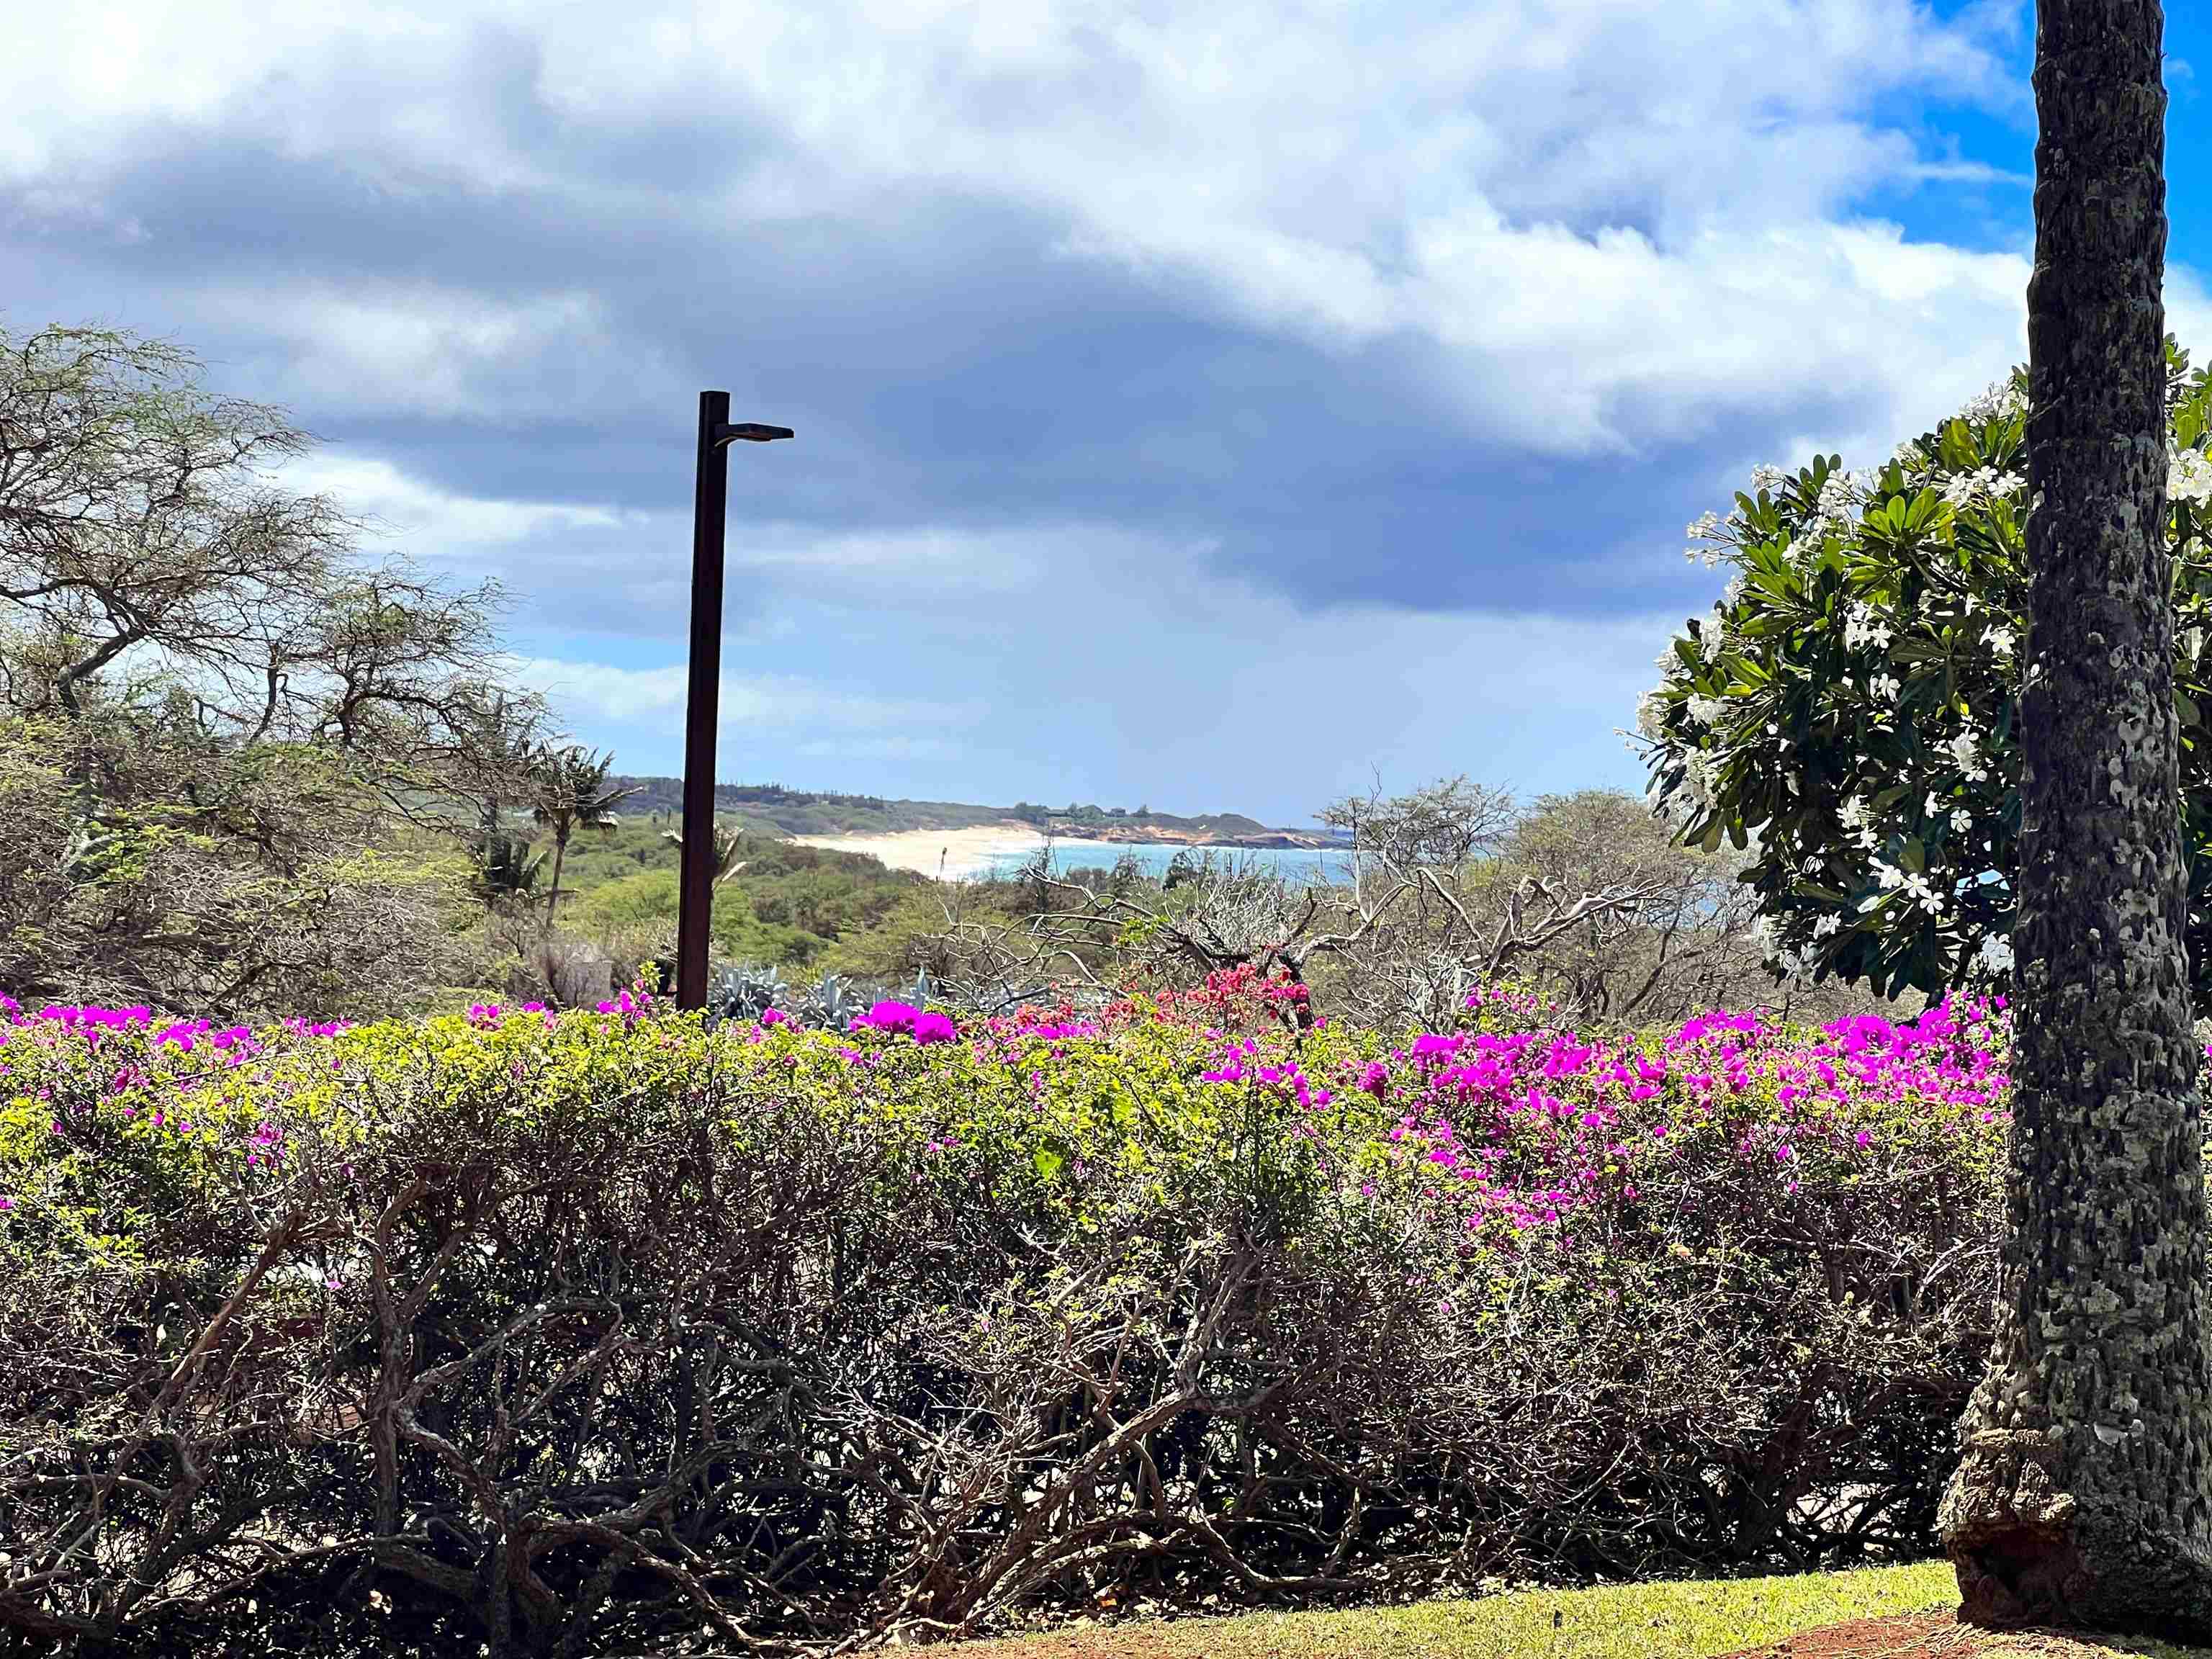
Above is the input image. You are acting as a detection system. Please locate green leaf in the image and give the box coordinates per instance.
[1032,1147,1064,1181]
[1726,655,1771,686]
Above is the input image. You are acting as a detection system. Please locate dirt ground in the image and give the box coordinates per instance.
[1717,1612,2196,1659]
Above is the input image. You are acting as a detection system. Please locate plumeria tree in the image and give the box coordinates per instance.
[1637,343,2212,1004]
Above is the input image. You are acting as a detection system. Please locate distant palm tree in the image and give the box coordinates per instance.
[531,745,642,922]
[662,820,749,886]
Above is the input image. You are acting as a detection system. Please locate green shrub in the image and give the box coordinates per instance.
[0,976,2005,1655]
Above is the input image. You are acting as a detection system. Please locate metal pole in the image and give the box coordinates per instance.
[676,389,731,1011]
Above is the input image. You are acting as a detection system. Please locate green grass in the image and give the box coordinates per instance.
[948,1562,2212,1659]
[950,1563,1963,1658]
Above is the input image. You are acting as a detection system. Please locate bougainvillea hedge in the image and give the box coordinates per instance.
[2,968,2026,1655]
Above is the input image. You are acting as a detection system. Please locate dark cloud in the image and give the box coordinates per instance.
[4,97,1895,635]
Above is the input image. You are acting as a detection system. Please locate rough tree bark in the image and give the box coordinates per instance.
[1936,0,2212,1635]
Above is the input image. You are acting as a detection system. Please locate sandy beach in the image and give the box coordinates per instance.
[790,824,1048,880]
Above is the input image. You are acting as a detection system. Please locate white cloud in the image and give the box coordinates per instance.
[294,456,1138,601]
[282,453,629,550]
[1,0,2046,452]
[0,0,2095,816]
[192,283,675,421]
[509,655,986,734]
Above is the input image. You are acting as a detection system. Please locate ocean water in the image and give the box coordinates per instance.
[977,840,1355,884]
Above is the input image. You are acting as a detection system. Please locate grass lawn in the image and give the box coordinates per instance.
[946,1562,2212,1659]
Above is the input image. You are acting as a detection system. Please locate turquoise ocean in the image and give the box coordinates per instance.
[977,840,1355,883]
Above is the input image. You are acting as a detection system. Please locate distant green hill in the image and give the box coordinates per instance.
[607,779,1296,841]
[536,813,929,969]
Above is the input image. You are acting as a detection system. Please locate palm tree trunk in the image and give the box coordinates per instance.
[1938,0,2212,1635]
[545,825,570,926]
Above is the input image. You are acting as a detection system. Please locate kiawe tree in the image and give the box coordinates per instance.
[1935,0,2212,1634]
[0,321,552,1014]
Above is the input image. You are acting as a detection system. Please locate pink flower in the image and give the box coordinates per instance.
[854,1000,919,1035]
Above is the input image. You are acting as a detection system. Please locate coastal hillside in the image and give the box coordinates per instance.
[607,778,1318,845]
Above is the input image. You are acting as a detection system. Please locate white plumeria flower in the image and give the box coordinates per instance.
[1815,474,1858,529]
[1813,912,1843,938]
[1947,730,1990,783]
[1685,695,1725,727]
[1987,625,2016,658]
[1949,808,1973,834]
[1925,791,1943,818]
[1679,752,1715,809]
[1843,604,1895,652]
[1939,466,2018,510]
[1871,673,1901,701]
[1964,379,2026,423]
[2170,446,2212,505]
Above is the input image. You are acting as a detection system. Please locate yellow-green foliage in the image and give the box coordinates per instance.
[0,982,2020,1653]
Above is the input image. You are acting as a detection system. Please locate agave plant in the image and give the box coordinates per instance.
[711,962,791,1022]
[801,972,868,1030]
[709,963,945,1030]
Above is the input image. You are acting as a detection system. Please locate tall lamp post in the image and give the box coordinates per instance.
[676,390,792,1010]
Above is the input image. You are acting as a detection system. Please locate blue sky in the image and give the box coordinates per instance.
[4,1,2206,826]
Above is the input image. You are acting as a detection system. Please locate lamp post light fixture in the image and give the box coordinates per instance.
[675,390,793,1012]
